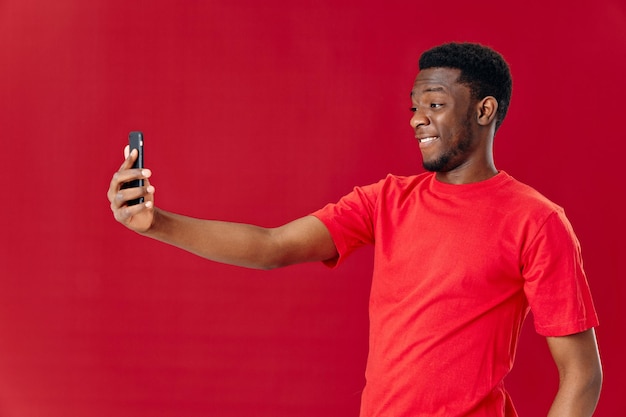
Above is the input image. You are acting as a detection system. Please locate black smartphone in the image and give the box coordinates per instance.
[121,131,144,206]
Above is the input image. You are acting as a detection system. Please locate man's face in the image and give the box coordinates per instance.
[410,67,477,173]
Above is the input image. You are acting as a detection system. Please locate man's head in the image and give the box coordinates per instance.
[419,42,512,131]
[410,42,512,181]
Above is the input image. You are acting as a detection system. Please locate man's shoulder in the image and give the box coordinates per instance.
[500,173,563,212]
[376,171,433,189]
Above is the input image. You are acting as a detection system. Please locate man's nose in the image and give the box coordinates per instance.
[410,108,429,129]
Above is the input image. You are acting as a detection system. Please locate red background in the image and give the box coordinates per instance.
[1,1,625,416]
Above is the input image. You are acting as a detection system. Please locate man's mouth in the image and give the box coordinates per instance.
[418,136,439,144]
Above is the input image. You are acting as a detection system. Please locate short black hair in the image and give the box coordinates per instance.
[419,42,512,131]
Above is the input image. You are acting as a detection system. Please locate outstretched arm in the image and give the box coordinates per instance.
[546,328,602,417]
[107,147,338,270]
[144,211,337,269]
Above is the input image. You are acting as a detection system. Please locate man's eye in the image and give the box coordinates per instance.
[430,103,443,108]
[410,107,417,113]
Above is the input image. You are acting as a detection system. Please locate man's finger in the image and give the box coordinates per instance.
[118,147,137,171]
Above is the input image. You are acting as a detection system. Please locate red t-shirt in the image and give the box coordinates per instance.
[312,171,598,417]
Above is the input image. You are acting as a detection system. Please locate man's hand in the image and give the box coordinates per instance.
[107,146,156,233]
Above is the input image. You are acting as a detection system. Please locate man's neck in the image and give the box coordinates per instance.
[434,164,498,185]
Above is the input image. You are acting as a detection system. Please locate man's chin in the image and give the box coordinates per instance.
[422,161,444,172]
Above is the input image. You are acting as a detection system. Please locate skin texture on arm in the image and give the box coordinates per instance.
[107,148,338,270]
[546,328,602,417]
[144,211,338,270]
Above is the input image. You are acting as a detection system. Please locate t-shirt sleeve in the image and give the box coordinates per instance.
[521,209,599,336]
[310,181,381,268]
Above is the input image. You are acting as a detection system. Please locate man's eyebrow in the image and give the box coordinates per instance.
[410,86,446,97]
[424,86,446,93]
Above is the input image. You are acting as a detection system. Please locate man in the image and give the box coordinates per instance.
[108,42,602,416]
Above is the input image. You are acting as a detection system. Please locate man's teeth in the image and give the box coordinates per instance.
[420,136,438,143]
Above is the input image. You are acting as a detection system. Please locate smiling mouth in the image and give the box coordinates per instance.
[418,136,439,144]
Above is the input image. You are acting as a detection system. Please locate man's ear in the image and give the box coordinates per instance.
[476,96,498,127]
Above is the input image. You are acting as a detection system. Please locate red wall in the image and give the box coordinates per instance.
[1,1,625,416]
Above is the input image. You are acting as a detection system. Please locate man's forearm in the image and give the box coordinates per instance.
[141,208,337,270]
[143,208,282,270]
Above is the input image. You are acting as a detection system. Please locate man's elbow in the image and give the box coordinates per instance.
[558,354,603,408]
[587,361,603,399]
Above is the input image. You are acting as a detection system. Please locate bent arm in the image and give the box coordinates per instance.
[143,209,338,270]
[546,328,602,417]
